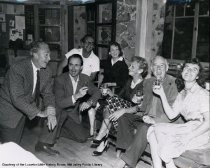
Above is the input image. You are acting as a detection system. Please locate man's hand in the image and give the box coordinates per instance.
[46,106,56,116]
[47,115,57,131]
[142,115,155,124]
[80,102,91,111]
[74,87,88,100]
[109,108,126,122]
[37,111,48,118]
[36,106,56,118]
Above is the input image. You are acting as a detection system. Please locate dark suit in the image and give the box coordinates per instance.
[0,58,55,144]
[55,72,101,142]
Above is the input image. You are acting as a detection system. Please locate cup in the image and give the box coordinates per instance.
[102,87,108,95]
[153,79,161,89]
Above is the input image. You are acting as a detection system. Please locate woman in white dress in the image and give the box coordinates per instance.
[147,58,210,168]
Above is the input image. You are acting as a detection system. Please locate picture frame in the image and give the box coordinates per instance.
[97,26,112,45]
[98,47,109,60]
[98,3,112,23]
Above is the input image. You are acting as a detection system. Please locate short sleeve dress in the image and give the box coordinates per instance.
[147,83,210,162]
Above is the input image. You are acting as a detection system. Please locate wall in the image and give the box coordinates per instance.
[116,0,166,65]
[73,6,86,48]
[150,0,165,58]
[70,0,166,64]
[116,0,137,63]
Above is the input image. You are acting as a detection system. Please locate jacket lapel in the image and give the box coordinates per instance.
[64,73,74,95]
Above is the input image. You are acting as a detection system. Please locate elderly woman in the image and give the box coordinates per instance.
[147,58,210,168]
[92,56,148,156]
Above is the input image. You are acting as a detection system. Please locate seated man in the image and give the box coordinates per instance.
[113,56,182,168]
[55,54,101,142]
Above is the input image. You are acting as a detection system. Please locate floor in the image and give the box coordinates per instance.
[19,125,152,168]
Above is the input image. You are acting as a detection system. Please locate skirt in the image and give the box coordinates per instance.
[106,95,133,129]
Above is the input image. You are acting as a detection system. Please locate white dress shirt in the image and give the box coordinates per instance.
[31,61,40,95]
[69,75,80,104]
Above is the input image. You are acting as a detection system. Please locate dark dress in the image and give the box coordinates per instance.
[102,57,129,94]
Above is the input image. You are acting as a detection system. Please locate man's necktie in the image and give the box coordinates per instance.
[35,70,40,107]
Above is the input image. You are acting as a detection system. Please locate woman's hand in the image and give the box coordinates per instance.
[142,115,155,124]
[109,108,126,121]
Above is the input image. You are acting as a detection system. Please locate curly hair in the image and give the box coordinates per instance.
[175,58,205,92]
[131,56,148,78]
[30,41,49,55]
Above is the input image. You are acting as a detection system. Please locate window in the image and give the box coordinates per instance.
[163,0,209,62]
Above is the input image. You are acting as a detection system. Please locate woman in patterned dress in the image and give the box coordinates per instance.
[92,56,148,156]
[147,58,210,168]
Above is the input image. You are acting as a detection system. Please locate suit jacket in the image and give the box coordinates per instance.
[54,72,101,123]
[141,74,180,123]
[0,58,55,128]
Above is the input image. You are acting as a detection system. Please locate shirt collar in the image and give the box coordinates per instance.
[31,60,40,71]
[69,74,79,83]
[111,57,123,65]
[184,82,199,93]
[131,78,143,89]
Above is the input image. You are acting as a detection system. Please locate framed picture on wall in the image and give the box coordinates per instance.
[98,47,109,60]
[98,3,112,23]
[97,26,112,45]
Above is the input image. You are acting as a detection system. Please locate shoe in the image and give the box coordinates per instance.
[90,143,99,148]
[88,135,94,140]
[35,143,60,156]
[91,135,108,148]
[92,134,107,144]
[92,140,109,156]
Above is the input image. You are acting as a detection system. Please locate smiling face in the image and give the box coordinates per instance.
[32,43,50,69]
[129,61,142,77]
[83,36,94,54]
[109,45,120,59]
[182,63,199,83]
[68,57,83,78]
[151,57,168,80]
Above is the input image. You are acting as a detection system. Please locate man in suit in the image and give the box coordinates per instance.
[55,54,101,143]
[0,41,58,155]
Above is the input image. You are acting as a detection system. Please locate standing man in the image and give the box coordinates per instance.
[57,35,100,81]
[55,54,101,142]
[113,56,182,168]
[0,41,58,155]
